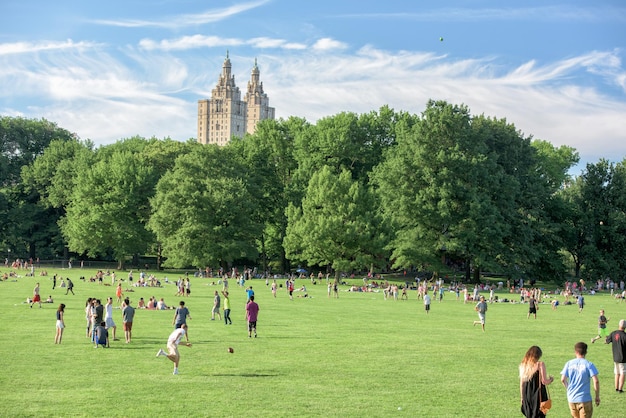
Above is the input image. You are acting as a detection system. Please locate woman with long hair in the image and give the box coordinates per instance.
[519,345,554,417]
[55,304,65,344]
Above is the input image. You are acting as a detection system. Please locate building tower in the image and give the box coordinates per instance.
[244,58,275,135]
[197,53,275,145]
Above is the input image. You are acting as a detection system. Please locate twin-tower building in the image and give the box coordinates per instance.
[197,52,275,145]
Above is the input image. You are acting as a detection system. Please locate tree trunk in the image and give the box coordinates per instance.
[260,234,268,276]
[29,242,36,261]
[473,267,481,284]
[156,244,162,271]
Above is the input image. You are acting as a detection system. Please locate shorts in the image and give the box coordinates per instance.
[123,322,133,331]
[174,322,185,329]
[614,362,626,375]
[212,306,220,313]
[568,401,593,417]
[56,320,64,329]
[167,342,179,357]
[105,318,116,328]
[425,304,430,311]
[599,328,609,338]
[248,321,257,331]
[477,313,486,324]
[529,307,537,314]
[33,295,41,303]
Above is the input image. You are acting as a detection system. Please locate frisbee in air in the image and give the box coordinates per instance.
[439,37,444,42]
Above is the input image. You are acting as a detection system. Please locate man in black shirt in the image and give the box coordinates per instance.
[606,319,626,392]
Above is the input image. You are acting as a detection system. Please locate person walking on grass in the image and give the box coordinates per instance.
[211,291,222,321]
[222,291,232,325]
[591,310,610,344]
[423,292,431,314]
[520,345,554,418]
[605,319,626,393]
[105,297,117,341]
[578,294,585,313]
[560,342,600,418]
[31,282,42,308]
[173,300,191,329]
[115,282,123,305]
[122,298,135,343]
[156,323,191,375]
[246,295,259,338]
[66,278,74,295]
[55,303,65,344]
[528,294,538,319]
[473,296,488,331]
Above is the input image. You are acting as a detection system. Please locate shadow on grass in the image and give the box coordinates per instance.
[212,372,280,378]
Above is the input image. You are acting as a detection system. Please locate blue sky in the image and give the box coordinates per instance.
[1,0,625,172]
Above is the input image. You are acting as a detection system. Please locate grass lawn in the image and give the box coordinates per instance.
[1,267,625,417]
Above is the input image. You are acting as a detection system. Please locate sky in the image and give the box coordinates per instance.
[1,0,625,173]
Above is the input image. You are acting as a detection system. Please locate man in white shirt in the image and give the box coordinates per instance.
[156,324,191,375]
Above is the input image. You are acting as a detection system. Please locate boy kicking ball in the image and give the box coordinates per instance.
[156,323,191,375]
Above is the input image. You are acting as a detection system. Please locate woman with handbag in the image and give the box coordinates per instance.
[520,345,554,417]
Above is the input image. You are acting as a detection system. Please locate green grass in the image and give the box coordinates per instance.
[1,267,625,417]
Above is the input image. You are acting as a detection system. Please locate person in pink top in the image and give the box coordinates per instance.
[246,295,259,338]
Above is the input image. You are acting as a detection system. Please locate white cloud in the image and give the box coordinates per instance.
[139,35,308,52]
[311,38,348,51]
[0,36,624,170]
[93,0,270,29]
[0,39,98,56]
[258,47,626,167]
[139,35,243,51]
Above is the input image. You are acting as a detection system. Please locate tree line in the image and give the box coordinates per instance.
[1,100,625,283]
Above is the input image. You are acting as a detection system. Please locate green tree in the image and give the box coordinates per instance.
[284,166,387,277]
[373,101,576,282]
[229,118,304,273]
[0,117,75,259]
[60,142,157,268]
[563,159,626,281]
[149,144,261,269]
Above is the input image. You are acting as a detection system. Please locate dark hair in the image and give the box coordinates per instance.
[58,303,65,312]
[575,342,588,356]
[250,295,255,301]
[179,301,185,306]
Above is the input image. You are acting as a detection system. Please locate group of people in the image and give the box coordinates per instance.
[520,319,626,418]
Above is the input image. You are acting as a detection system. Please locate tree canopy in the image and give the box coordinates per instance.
[6,102,620,285]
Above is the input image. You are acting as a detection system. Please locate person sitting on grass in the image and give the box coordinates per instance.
[94,321,109,348]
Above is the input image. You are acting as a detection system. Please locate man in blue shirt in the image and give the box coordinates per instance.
[246,286,254,301]
[560,342,600,417]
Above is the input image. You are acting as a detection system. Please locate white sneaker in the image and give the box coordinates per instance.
[156,349,165,357]
[172,369,179,375]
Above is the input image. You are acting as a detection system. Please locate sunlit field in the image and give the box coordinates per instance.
[1,266,625,417]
